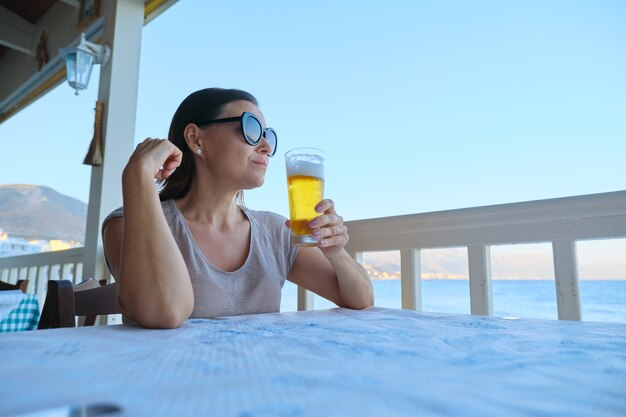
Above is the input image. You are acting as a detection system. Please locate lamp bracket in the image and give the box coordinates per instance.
[78,33,111,68]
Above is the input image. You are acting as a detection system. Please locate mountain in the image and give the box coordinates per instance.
[0,185,86,242]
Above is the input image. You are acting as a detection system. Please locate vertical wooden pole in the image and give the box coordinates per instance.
[468,245,493,316]
[552,240,582,320]
[82,0,144,282]
[400,248,422,311]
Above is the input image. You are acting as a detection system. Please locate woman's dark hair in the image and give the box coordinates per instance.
[159,88,258,201]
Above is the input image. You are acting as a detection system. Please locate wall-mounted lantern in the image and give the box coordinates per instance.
[59,33,110,95]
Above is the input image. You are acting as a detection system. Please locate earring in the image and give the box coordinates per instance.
[196,148,202,154]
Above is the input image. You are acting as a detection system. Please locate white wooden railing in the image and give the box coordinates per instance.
[0,247,120,325]
[0,248,85,306]
[339,190,626,320]
[2,190,625,321]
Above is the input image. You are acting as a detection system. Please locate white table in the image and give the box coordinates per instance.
[1,307,625,417]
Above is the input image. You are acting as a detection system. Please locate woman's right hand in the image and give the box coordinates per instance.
[125,138,183,181]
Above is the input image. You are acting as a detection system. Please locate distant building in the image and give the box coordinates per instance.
[0,228,80,258]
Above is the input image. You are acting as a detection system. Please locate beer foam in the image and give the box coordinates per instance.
[286,156,324,179]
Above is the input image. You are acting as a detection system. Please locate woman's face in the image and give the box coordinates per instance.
[195,100,273,190]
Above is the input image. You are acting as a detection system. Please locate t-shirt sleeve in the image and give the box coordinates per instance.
[282,217,299,274]
[101,206,124,275]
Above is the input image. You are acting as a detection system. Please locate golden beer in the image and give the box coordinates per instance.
[285,148,325,246]
[288,175,324,236]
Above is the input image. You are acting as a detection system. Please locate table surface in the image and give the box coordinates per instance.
[1,307,625,417]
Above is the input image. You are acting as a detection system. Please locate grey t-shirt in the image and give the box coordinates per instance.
[102,200,299,318]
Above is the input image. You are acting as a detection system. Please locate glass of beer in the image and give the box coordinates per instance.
[285,148,325,246]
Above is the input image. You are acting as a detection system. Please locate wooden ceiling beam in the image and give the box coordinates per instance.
[0,5,35,55]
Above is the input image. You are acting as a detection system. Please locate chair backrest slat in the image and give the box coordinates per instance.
[75,283,119,316]
[38,279,120,329]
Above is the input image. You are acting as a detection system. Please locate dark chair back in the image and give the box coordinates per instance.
[0,279,29,293]
[38,279,120,329]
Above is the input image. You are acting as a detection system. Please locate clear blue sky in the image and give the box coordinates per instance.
[1,0,624,221]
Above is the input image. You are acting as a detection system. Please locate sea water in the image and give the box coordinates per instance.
[280,279,626,323]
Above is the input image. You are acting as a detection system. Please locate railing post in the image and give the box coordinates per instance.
[400,248,422,311]
[61,264,72,280]
[50,264,61,281]
[468,245,493,316]
[552,240,582,320]
[35,266,47,306]
[75,263,84,284]
[27,266,36,282]
[297,286,314,311]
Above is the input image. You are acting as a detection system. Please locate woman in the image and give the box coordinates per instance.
[102,88,373,329]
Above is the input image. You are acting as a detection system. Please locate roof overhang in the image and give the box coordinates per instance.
[0,0,177,124]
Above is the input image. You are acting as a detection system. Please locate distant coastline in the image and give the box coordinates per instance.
[361,247,626,281]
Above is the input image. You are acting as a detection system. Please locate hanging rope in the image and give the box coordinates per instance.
[83,100,104,166]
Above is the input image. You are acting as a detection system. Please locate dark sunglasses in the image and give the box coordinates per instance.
[194,111,277,157]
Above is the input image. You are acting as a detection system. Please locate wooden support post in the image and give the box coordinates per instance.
[552,240,582,321]
[400,248,422,311]
[297,286,314,311]
[82,0,144,283]
[468,245,493,316]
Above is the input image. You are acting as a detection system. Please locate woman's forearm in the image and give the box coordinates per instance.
[118,166,194,328]
[327,249,374,309]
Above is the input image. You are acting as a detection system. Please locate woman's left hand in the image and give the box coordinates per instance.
[309,199,349,258]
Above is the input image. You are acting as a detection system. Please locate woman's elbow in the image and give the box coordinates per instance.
[353,297,374,310]
[146,313,187,329]
[344,291,374,310]
[136,306,190,329]
[121,298,193,329]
